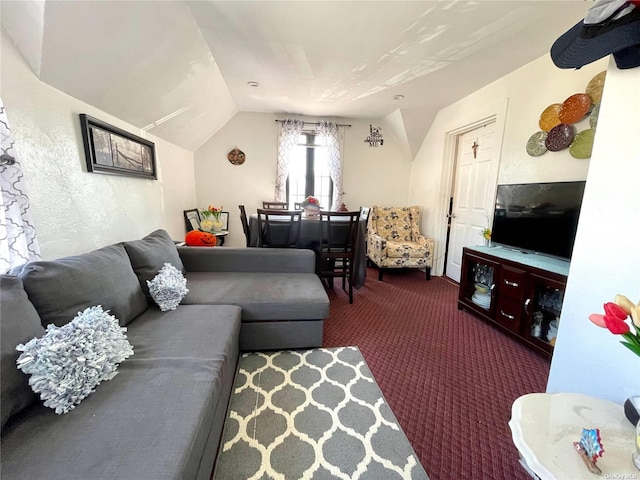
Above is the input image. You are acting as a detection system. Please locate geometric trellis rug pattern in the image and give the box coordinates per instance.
[213,346,430,480]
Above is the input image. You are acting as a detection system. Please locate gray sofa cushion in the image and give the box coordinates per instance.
[182,272,330,320]
[124,229,186,300]
[0,305,241,480]
[0,275,45,430]
[17,244,148,328]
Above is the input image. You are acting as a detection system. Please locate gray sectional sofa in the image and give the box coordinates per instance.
[0,229,329,480]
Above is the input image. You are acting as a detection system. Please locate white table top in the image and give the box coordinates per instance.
[509,393,637,479]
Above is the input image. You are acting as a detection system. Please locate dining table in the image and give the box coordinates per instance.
[248,213,367,288]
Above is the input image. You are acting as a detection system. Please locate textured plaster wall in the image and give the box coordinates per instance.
[194,113,412,248]
[1,30,196,260]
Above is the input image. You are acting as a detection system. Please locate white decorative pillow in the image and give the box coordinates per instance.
[15,306,134,414]
[147,262,188,311]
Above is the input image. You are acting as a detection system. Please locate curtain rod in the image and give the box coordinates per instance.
[275,119,351,127]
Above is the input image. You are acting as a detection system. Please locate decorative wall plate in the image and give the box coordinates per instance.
[586,71,606,105]
[545,124,575,151]
[539,104,562,132]
[589,103,600,130]
[569,129,595,159]
[558,93,591,124]
[526,131,548,157]
[227,147,246,165]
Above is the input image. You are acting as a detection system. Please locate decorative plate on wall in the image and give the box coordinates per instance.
[545,124,575,152]
[589,103,600,130]
[558,93,591,124]
[586,71,606,105]
[569,129,595,159]
[526,131,548,157]
[227,147,246,165]
[539,104,562,132]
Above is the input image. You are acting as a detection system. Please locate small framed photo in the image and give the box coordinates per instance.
[219,212,229,231]
[80,114,157,179]
[183,209,201,232]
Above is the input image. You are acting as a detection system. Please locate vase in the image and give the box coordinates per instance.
[201,218,223,233]
[484,238,492,248]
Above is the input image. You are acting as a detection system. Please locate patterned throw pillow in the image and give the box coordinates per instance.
[15,306,134,414]
[147,263,188,312]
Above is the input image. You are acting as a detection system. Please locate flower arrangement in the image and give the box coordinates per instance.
[481,228,492,241]
[300,196,320,208]
[589,294,640,358]
[200,205,223,232]
[201,205,223,221]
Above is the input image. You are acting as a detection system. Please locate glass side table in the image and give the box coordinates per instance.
[509,393,637,479]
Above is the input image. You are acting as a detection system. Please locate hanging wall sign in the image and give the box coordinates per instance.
[227,147,246,165]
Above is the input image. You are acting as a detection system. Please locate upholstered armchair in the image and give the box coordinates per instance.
[367,206,435,281]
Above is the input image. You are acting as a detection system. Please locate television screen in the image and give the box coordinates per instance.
[491,181,586,260]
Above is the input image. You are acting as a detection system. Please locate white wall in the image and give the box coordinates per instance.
[0,30,196,259]
[194,113,413,247]
[546,59,640,403]
[409,54,607,275]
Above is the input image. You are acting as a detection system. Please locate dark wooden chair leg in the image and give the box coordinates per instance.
[378,268,384,281]
[426,267,431,280]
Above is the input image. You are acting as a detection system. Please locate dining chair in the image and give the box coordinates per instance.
[238,205,251,247]
[317,210,360,304]
[294,202,303,210]
[256,209,302,248]
[262,201,288,210]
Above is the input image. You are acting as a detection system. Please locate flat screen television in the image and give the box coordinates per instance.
[491,181,586,260]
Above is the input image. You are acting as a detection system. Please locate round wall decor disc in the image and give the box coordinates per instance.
[569,129,595,159]
[227,148,246,165]
[545,124,575,151]
[558,93,591,124]
[589,103,600,130]
[526,131,548,157]
[586,71,606,105]
[539,104,562,132]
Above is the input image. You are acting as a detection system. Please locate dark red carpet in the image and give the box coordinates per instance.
[322,268,550,480]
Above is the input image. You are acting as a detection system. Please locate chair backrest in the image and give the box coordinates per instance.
[370,206,421,241]
[359,206,371,223]
[319,211,360,257]
[238,205,250,247]
[262,201,288,210]
[256,209,302,248]
[294,202,303,210]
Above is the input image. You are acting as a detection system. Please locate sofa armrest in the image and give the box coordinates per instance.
[177,247,316,273]
[367,233,387,263]
[414,235,435,256]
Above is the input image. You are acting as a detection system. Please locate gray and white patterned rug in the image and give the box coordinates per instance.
[213,346,429,480]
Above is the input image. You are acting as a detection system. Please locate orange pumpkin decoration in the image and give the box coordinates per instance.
[185,230,217,247]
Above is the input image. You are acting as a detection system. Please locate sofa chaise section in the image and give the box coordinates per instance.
[178,246,330,351]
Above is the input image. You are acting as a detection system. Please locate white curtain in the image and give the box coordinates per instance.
[316,121,343,210]
[275,119,304,202]
[0,98,40,272]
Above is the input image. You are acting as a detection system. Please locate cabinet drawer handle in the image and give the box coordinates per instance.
[504,280,519,287]
[500,310,515,320]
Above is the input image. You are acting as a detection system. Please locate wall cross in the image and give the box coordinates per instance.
[472,140,479,159]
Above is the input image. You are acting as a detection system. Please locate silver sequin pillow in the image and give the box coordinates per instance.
[16,306,134,414]
[147,263,188,312]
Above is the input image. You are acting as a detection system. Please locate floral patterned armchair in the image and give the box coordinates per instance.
[367,206,434,281]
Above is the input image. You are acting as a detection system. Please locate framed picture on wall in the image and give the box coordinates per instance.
[183,209,201,232]
[79,114,157,179]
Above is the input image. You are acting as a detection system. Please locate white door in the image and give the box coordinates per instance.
[445,122,497,282]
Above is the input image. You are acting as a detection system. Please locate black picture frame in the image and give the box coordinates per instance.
[184,209,201,232]
[218,212,229,231]
[79,114,157,179]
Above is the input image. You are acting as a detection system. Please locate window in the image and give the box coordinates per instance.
[287,133,333,209]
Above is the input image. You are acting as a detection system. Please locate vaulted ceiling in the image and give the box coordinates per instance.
[1,1,590,156]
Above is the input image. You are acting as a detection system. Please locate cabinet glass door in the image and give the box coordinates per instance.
[524,274,565,352]
[461,254,498,313]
